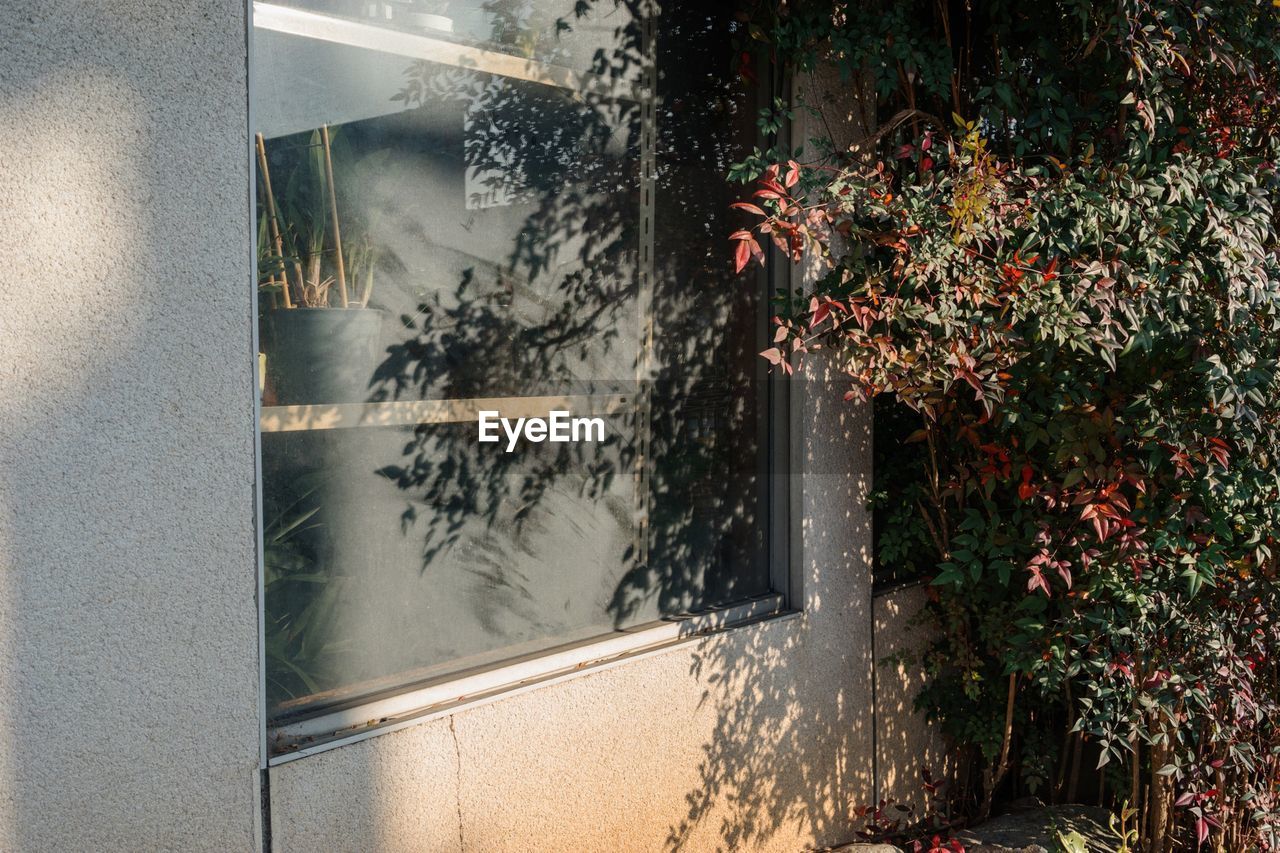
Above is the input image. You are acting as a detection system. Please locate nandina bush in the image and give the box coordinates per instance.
[732,1,1280,849]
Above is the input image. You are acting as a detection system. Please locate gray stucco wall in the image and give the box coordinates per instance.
[0,2,261,850]
[874,585,948,810]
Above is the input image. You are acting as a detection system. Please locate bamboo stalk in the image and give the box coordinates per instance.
[256,216,280,307]
[255,133,296,309]
[320,124,349,308]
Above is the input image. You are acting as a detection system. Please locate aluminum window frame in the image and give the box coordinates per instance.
[249,0,798,764]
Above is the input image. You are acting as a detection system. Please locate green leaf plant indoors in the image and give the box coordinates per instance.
[257,125,376,312]
[732,1,1280,849]
[255,124,386,704]
[256,125,385,410]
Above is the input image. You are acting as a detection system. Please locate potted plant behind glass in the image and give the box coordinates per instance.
[257,124,384,408]
[256,125,391,699]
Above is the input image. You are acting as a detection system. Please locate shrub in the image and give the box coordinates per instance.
[732,1,1280,848]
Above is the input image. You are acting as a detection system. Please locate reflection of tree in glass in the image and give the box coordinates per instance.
[476,0,570,58]
[371,0,770,628]
[373,5,643,577]
[261,482,344,703]
[609,0,769,622]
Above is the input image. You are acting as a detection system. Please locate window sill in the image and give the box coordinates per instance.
[268,593,795,765]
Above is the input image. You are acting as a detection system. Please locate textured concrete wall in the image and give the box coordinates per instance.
[0,2,261,850]
[268,69,893,853]
[874,585,949,809]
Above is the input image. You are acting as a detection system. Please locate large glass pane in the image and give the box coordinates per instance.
[254,0,773,725]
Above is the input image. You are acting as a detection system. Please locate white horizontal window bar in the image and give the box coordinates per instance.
[260,393,632,432]
[269,593,787,762]
[253,2,641,99]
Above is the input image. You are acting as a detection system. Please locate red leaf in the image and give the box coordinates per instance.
[759,347,784,365]
[730,202,767,216]
[1027,565,1051,596]
[1207,437,1231,468]
[734,239,752,274]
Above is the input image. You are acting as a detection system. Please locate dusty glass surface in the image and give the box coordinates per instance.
[253,0,774,722]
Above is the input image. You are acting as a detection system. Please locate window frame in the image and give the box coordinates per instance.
[268,594,794,763]
[249,0,799,764]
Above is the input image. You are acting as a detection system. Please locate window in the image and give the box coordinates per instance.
[253,0,787,754]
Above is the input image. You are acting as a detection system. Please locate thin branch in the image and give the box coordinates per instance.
[847,109,950,158]
[320,124,350,308]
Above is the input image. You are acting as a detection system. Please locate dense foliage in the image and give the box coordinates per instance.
[731,1,1280,849]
